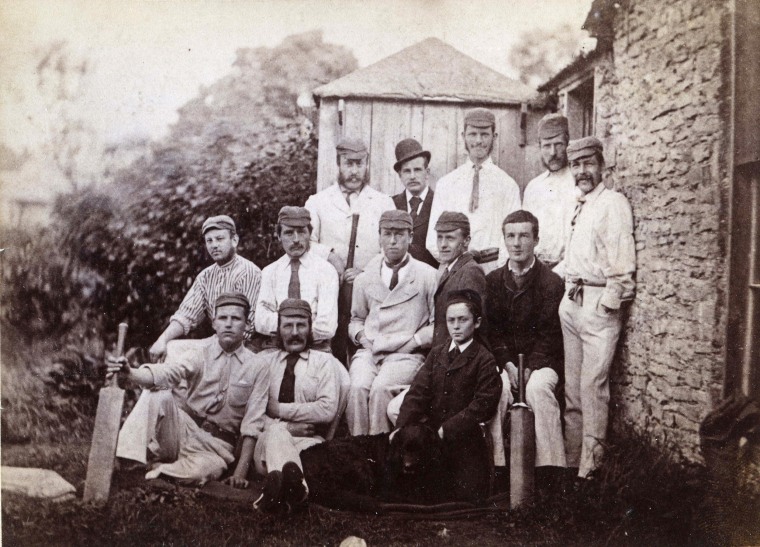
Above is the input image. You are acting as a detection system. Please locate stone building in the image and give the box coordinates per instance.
[540,0,759,461]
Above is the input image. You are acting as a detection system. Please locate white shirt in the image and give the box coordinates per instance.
[562,183,636,309]
[448,338,474,353]
[254,251,339,342]
[426,157,521,273]
[380,253,411,288]
[405,187,430,215]
[522,167,580,265]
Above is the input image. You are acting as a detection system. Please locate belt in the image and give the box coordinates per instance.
[190,415,237,446]
[566,278,606,304]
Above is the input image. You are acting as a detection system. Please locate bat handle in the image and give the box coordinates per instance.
[518,353,526,404]
[116,323,128,358]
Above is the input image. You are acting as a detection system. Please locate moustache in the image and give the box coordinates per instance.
[284,335,307,345]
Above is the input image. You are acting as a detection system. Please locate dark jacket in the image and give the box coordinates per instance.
[393,190,438,268]
[485,259,564,377]
[396,339,502,442]
[432,252,487,349]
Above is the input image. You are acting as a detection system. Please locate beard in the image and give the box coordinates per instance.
[338,169,369,190]
[465,140,494,159]
[542,155,568,172]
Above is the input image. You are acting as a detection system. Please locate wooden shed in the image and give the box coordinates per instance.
[312,38,547,195]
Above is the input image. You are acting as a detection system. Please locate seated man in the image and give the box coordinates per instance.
[107,293,269,486]
[251,299,343,512]
[347,210,437,436]
[254,206,339,352]
[395,290,502,494]
[149,215,262,361]
[485,210,567,476]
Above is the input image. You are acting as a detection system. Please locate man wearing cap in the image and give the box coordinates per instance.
[346,209,437,436]
[425,108,521,274]
[107,293,269,486]
[148,215,262,362]
[252,299,346,512]
[558,137,635,479]
[254,206,339,352]
[485,209,567,477]
[391,138,438,268]
[304,137,395,278]
[430,211,486,349]
[522,113,580,269]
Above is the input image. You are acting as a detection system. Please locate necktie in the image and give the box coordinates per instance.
[206,353,232,415]
[344,190,357,208]
[439,266,451,288]
[469,164,482,213]
[288,259,301,299]
[571,196,586,230]
[387,255,410,291]
[409,196,422,223]
[448,346,461,361]
[278,353,299,403]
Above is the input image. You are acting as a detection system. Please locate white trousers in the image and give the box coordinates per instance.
[387,368,565,468]
[559,285,623,478]
[346,350,425,435]
[253,422,323,475]
[116,390,234,484]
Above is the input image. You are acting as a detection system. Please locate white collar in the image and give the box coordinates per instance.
[508,256,536,278]
[449,338,474,353]
[405,186,429,203]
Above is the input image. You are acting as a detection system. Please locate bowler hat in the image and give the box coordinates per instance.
[278,298,312,318]
[202,215,236,235]
[393,138,431,172]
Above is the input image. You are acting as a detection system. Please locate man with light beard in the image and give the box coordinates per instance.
[522,113,580,269]
[425,108,521,274]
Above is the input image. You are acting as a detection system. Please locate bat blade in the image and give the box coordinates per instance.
[83,385,125,502]
[509,404,536,509]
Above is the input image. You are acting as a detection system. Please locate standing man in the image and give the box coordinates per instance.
[149,215,262,361]
[558,137,636,479]
[485,210,567,477]
[252,299,344,512]
[304,137,395,279]
[430,212,486,349]
[391,138,438,268]
[425,108,521,274]
[108,293,269,486]
[255,206,339,351]
[522,113,580,269]
[305,137,395,362]
[346,210,437,436]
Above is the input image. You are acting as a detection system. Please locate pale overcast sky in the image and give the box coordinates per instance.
[0,0,592,152]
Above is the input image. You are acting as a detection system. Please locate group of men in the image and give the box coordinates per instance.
[107,106,636,512]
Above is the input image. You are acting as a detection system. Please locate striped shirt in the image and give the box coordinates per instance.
[170,254,262,336]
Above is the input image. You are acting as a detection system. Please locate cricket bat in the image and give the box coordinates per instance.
[333,213,360,366]
[83,322,128,502]
[510,353,536,509]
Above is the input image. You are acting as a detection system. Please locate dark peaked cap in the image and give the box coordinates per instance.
[278,298,312,318]
[202,215,236,235]
[538,113,569,140]
[567,136,604,161]
[336,137,368,160]
[215,292,250,311]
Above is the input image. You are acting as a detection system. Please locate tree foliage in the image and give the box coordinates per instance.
[508,24,587,88]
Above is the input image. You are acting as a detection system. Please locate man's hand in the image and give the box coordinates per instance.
[327,251,346,276]
[342,267,362,284]
[222,475,249,489]
[105,355,130,380]
[286,422,316,437]
[505,361,530,391]
[356,331,373,352]
[149,337,167,362]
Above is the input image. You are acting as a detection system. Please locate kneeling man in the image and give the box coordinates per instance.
[485,210,566,473]
[347,210,437,435]
[108,293,269,485]
[252,299,343,511]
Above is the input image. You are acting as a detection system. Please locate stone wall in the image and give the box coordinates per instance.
[595,0,732,460]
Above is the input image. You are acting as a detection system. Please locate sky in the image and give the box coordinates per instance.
[0,0,593,152]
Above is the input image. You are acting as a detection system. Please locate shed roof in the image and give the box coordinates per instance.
[313,37,534,105]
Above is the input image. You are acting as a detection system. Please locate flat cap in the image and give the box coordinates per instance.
[202,215,236,235]
[538,113,569,140]
[379,209,413,230]
[393,138,431,172]
[278,206,311,227]
[336,137,368,160]
[278,298,312,318]
[215,292,250,311]
[446,289,482,316]
[567,136,604,161]
[435,211,470,233]
[464,108,495,128]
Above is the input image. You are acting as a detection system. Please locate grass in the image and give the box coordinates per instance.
[3,323,759,546]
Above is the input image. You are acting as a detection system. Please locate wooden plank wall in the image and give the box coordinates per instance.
[316,99,546,198]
